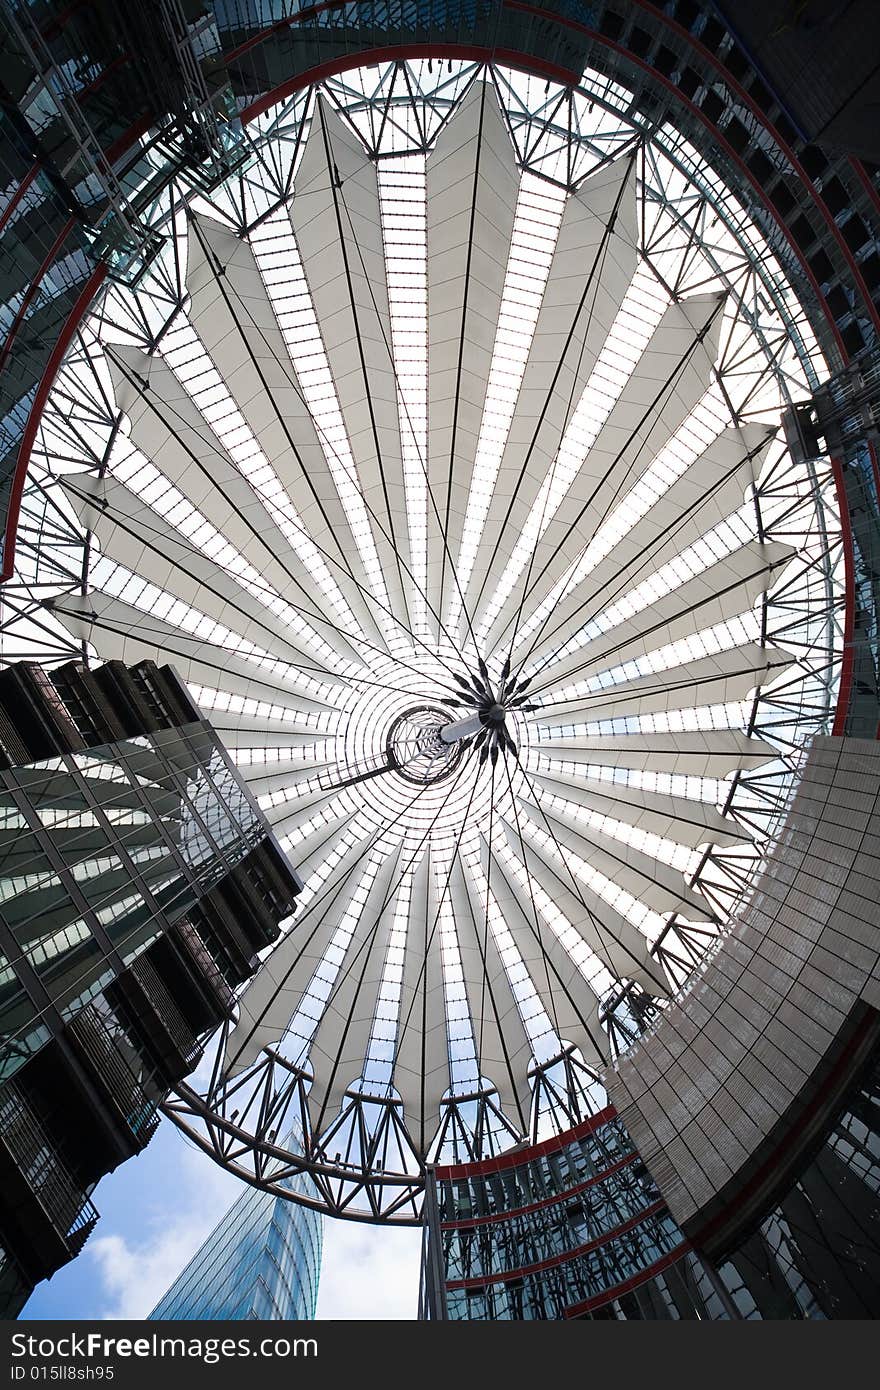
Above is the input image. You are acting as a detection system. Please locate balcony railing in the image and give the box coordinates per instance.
[130,954,202,1070]
[68,1004,161,1144]
[175,916,236,1012]
[0,1082,98,1247]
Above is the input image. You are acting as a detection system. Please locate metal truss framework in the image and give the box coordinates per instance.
[3,59,844,1221]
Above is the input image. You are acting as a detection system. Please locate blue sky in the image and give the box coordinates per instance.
[22,1116,422,1321]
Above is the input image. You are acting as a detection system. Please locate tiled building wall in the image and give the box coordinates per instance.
[606,736,880,1234]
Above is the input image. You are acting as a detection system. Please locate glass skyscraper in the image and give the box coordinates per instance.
[149,1163,322,1321]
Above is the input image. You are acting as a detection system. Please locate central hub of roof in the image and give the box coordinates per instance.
[481,701,507,727]
[384,704,465,785]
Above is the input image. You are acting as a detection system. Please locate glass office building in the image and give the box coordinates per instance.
[0,659,303,1316]
[421,1107,695,1320]
[149,1160,322,1321]
[0,691,269,1084]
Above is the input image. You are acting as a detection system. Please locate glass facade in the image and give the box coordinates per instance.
[149,1158,322,1321]
[0,659,304,1317]
[424,1108,693,1320]
[0,722,265,1082]
[423,1056,880,1319]
[712,1052,880,1319]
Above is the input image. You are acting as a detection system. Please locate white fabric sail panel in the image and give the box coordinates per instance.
[185,214,385,650]
[237,758,335,802]
[186,212,327,478]
[425,81,519,631]
[223,843,381,1078]
[307,843,405,1133]
[524,424,774,668]
[537,539,794,690]
[284,812,377,890]
[104,343,369,656]
[48,592,327,714]
[393,848,451,1155]
[60,473,349,679]
[254,778,343,828]
[476,292,725,646]
[262,782,361,838]
[496,817,667,994]
[462,157,637,635]
[528,767,749,848]
[291,99,413,635]
[526,796,710,918]
[448,852,533,1132]
[540,642,791,720]
[476,837,607,1067]
[106,344,297,578]
[531,728,777,778]
[209,716,329,749]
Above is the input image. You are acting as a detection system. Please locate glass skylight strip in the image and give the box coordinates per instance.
[447,173,567,637]
[248,211,403,653]
[277,802,374,874]
[280,851,386,1063]
[519,817,666,946]
[532,756,730,809]
[363,871,413,1088]
[187,686,332,733]
[462,843,562,1067]
[546,610,764,710]
[108,440,348,680]
[494,836,616,999]
[159,318,362,654]
[540,505,759,673]
[230,745,335,769]
[534,786,700,875]
[435,875,481,1090]
[258,783,359,830]
[88,555,340,704]
[515,385,733,658]
[475,264,668,644]
[378,157,430,642]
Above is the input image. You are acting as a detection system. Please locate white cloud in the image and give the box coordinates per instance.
[315,1220,422,1320]
[87,1144,241,1320]
[89,1229,206,1322]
